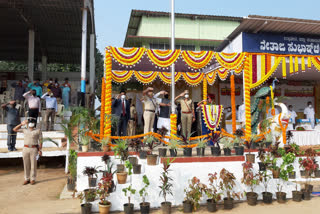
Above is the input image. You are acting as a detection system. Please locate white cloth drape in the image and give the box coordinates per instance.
[291,130,320,146]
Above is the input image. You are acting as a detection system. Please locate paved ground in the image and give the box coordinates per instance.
[1,166,320,214]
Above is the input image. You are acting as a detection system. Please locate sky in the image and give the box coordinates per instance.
[94,0,320,53]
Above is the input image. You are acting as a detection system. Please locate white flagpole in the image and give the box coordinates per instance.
[171,0,175,113]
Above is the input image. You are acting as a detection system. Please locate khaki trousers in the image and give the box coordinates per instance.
[44,109,56,131]
[143,111,155,134]
[127,120,136,136]
[181,113,193,137]
[22,147,38,181]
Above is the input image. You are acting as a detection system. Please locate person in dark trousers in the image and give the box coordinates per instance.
[1,100,20,151]
[112,90,131,136]
[23,90,41,124]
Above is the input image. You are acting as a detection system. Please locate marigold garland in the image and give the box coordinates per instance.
[158,72,181,84]
[201,105,223,130]
[134,71,158,84]
[278,113,289,144]
[108,47,145,66]
[104,52,112,137]
[181,50,214,70]
[244,56,252,140]
[100,77,106,138]
[203,78,208,105]
[206,71,217,85]
[111,70,134,83]
[147,49,181,68]
[182,72,204,86]
[170,114,177,137]
[215,52,246,70]
[230,74,236,133]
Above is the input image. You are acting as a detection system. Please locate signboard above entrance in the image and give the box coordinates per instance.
[242,32,320,55]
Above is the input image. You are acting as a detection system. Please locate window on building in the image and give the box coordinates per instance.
[200,46,215,51]
[150,43,170,50]
[177,45,195,51]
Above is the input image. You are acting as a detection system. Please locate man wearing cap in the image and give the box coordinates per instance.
[1,100,20,151]
[41,91,58,131]
[13,119,43,185]
[142,87,166,134]
[175,90,195,137]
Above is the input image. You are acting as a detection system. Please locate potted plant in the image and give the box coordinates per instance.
[220,137,233,156]
[97,173,112,214]
[268,142,281,178]
[275,148,296,203]
[263,132,273,148]
[139,175,150,214]
[204,172,222,212]
[183,177,206,213]
[257,145,267,171]
[180,132,194,157]
[100,154,116,193]
[292,183,303,202]
[244,135,259,163]
[101,137,111,152]
[132,158,142,175]
[209,132,222,156]
[122,184,136,214]
[219,168,241,210]
[241,162,261,206]
[139,139,148,159]
[83,188,97,202]
[83,166,99,188]
[81,135,91,152]
[168,137,181,157]
[158,127,169,157]
[299,156,317,200]
[145,135,160,165]
[260,170,273,204]
[234,129,244,155]
[112,139,129,172]
[78,190,93,214]
[67,149,77,191]
[118,160,133,184]
[196,138,207,157]
[159,158,175,214]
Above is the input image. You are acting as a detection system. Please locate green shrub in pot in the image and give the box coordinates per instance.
[183,177,206,212]
[159,158,175,214]
[204,172,222,212]
[139,175,151,214]
[241,162,261,206]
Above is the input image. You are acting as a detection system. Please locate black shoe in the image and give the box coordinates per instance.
[8,148,13,152]
[12,148,17,151]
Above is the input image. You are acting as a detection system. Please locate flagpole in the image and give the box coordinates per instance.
[171,0,175,113]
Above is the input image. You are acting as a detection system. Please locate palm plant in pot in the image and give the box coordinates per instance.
[145,135,160,165]
[112,139,129,172]
[219,168,241,210]
[244,135,260,163]
[83,166,100,188]
[101,137,111,152]
[122,184,136,214]
[234,129,245,155]
[241,162,262,206]
[260,170,273,204]
[209,131,222,156]
[159,158,175,214]
[183,177,206,213]
[180,132,194,157]
[168,137,181,157]
[139,175,150,214]
[100,154,116,193]
[81,134,91,152]
[204,172,222,212]
[97,173,112,214]
[78,190,94,214]
[67,149,77,191]
[158,127,169,157]
[220,137,233,156]
[196,138,207,157]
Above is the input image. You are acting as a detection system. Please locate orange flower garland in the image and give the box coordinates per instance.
[230,74,236,134]
[278,113,289,144]
[203,78,207,105]
[170,114,177,137]
[104,52,112,137]
[100,77,106,138]
[244,56,252,140]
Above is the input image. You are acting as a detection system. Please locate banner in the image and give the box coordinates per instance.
[243,32,320,55]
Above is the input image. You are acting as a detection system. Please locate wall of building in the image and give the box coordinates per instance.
[137,16,240,41]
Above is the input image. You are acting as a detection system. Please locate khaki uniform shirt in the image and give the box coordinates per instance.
[178,99,194,113]
[143,96,158,111]
[23,129,43,146]
[130,106,136,119]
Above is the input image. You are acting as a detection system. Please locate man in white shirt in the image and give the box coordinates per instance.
[304,101,315,129]
[238,102,246,127]
[41,92,58,131]
[288,105,297,129]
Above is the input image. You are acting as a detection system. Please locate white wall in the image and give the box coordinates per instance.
[76,153,320,212]
[222,33,243,53]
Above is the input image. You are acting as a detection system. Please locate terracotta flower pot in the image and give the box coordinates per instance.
[147,154,158,165]
[99,202,111,214]
[82,145,89,152]
[116,172,127,184]
[272,169,280,178]
[245,154,255,163]
[102,145,111,152]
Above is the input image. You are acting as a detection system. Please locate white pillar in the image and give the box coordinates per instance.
[89,34,95,94]
[80,4,88,93]
[41,56,47,81]
[170,0,175,113]
[28,30,35,81]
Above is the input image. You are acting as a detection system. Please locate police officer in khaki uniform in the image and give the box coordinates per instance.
[142,87,166,134]
[13,119,43,185]
[175,90,195,137]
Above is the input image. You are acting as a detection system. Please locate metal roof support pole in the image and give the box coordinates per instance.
[41,56,47,81]
[28,30,35,82]
[89,34,95,95]
[170,0,175,113]
[80,0,88,100]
